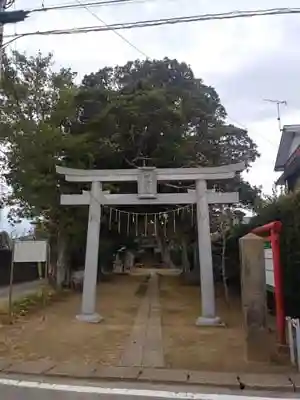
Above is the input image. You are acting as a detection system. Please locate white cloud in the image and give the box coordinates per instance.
[3,0,300,195]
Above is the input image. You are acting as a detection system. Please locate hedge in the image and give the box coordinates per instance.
[225,192,300,317]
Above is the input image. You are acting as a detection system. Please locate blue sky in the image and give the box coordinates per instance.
[2,0,300,232]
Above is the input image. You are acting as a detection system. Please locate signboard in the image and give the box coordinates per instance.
[138,168,157,199]
[264,241,274,289]
[13,240,48,263]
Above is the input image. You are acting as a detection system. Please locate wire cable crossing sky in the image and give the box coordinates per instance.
[4,7,300,40]
[1,0,298,200]
[73,0,149,58]
[29,0,147,13]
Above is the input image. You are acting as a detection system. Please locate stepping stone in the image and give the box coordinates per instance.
[120,273,165,368]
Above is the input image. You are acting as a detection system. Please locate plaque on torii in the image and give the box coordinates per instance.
[137,167,157,199]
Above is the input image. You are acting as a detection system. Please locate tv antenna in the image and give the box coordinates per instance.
[263,99,287,132]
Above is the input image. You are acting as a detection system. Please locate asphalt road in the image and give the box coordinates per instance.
[0,386,154,399]
[0,377,299,400]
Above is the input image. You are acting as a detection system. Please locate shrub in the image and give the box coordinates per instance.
[225,192,300,317]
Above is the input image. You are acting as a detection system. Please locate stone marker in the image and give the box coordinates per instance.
[239,232,270,362]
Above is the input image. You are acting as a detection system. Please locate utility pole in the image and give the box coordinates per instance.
[0,0,7,81]
[0,0,6,234]
[264,99,287,132]
[0,2,29,81]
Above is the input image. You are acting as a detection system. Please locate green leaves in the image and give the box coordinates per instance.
[1,53,261,260]
[0,51,78,227]
[227,190,300,316]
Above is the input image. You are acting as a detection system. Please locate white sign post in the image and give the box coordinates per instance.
[13,240,48,263]
[8,240,49,322]
[13,239,49,281]
[264,242,275,291]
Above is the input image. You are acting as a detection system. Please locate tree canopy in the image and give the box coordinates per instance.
[0,52,261,279]
[72,58,258,170]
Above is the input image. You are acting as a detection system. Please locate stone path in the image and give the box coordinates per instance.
[120,271,164,368]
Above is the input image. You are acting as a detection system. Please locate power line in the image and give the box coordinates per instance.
[74,0,149,58]
[29,0,153,13]
[2,34,23,49]
[4,7,300,41]
[226,115,279,150]
[226,115,248,131]
[0,0,7,81]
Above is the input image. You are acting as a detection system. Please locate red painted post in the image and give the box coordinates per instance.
[252,221,285,344]
[270,230,285,344]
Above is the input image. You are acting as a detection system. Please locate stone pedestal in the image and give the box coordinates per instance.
[239,233,270,362]
[195,316,222,327]
[76,313,103,324]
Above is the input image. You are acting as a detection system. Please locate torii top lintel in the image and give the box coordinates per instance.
[56,163,245,183]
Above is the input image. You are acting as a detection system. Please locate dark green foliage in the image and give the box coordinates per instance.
[226,192,300,316]
[0,52,262,280]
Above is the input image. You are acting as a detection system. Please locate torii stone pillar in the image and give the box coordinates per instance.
[195,179,220,326]
[77,181,103,323]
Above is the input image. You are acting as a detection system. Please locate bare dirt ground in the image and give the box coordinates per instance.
[0,270,293,374]
[0,274,143,365]
[160,274,292,373]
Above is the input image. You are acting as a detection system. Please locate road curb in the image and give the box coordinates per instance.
[0,363,298,393]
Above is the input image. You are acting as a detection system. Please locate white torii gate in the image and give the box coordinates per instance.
[56,163,244,325]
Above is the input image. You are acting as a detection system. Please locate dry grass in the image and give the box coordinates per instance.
[0,271,292,373]
[0,274,143,366]
[160,275,292,373]
[0,285,69,324]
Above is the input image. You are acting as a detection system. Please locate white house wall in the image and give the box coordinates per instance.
[289,133,300,157]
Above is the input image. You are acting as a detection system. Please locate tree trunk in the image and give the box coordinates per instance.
[221,232,229,304]
[183,242,200,285]
[164,245,175,269]
[124,250,134,271]
[56,231,69,288]
[156,235,175,269]
[219,207,230,304]
[181,237,190,273]
[114,253,123,273]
